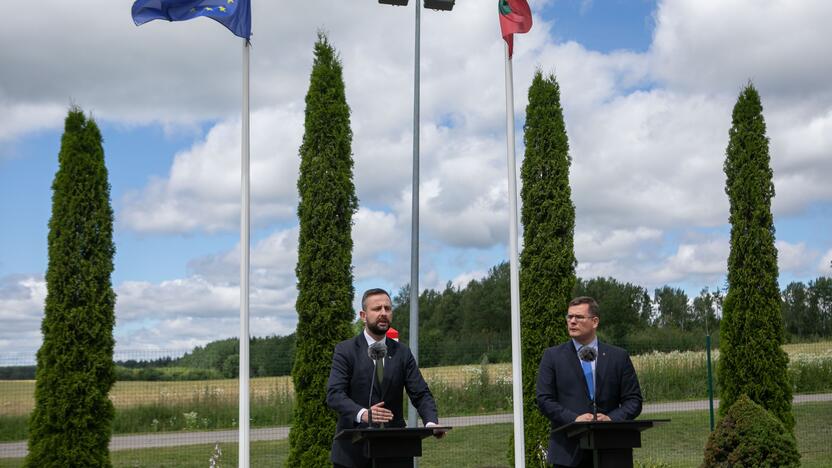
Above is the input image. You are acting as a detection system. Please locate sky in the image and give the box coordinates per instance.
[2,0,831,361]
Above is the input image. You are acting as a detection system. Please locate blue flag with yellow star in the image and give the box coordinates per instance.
[132,0,251,40]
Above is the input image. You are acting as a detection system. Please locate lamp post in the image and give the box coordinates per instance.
[377,0,454,438]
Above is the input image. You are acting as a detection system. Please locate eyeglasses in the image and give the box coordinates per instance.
[565,314,595,322]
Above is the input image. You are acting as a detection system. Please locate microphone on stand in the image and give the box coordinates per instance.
[578,346,598,422]
[367,340,387,428]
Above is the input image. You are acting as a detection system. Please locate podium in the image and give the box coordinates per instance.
[552,419,668,468]
[335,426,451,468]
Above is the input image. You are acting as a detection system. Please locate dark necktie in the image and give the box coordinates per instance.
[580,350,595,401]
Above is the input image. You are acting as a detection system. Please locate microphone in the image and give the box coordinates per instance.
[368,340,387,360]
[578,346,598,421]
[367,340,387,428]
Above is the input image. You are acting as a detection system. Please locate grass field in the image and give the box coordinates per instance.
[1,402,828,467]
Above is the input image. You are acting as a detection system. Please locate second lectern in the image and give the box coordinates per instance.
[552,419,668,468]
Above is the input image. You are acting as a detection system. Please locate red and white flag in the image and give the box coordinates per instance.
[498,0,533,58]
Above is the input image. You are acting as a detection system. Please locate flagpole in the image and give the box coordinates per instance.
[407,0,421,437]
[504,42,526,467]
[239,39,251,468]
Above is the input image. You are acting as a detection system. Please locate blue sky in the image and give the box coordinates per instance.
[2,0,831,359]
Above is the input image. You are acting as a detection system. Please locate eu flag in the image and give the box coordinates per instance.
[132,0,251,40]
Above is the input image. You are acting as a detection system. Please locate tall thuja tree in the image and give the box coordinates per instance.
[517,70,576,465]
[288,33,358,467]
[26,107,116,466]
[719,83,793,431]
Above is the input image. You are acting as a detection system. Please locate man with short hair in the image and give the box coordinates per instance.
[326,288,443,468]
[536,296,643,468]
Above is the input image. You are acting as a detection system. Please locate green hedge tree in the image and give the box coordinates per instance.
[26,107,116,467]
[718,83,793,431]
[702,395,799,467]
[288,33,358,467]
[517,70,577,465]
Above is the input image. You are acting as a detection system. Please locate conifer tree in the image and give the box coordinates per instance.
[26,107,116,467]
[719,83,793,430]
[518,71,577,465]
[288,33,358,466]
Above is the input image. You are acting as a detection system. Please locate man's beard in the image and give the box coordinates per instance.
[368,320,390,336]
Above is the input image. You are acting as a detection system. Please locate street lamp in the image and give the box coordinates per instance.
[378,0,455,12]
[423,0,454,11]
[376,0,453,444]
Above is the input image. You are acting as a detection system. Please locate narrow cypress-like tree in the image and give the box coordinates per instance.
[26,107,116,466]
[517,70,577,465]
[288,33,358,467]
[719,83,793,431]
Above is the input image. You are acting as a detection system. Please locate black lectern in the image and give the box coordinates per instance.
[335,426,452,468]
[552,419,668,468]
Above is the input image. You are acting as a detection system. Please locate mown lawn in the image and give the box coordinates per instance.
[0,402,828,467]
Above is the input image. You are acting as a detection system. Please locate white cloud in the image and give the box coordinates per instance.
[120,108,303,233]
[819,249,832,275]
[569,90,733,230]
[0,276,45,358]
[770,108,832,215]
[651,0,832,97]
[0,101,66,145]
[113,228,302,350]
[187,227,299,289]
[116,277,240,320]
[776,240,819,275]
[651,238,728,285]
[576,227,662,263]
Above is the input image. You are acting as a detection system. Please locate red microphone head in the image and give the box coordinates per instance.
[386,327,399,341]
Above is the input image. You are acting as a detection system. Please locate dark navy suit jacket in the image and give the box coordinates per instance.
[536,341,642,467]
[326,334,438,467]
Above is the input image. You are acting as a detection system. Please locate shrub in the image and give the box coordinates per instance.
[702,394,799,467]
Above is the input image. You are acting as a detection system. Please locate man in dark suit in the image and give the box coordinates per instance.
[536,296,643,468]
[326,288,443,468]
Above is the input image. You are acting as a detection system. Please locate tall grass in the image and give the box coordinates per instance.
[0,384,294,442]
[111,383,294,434]
[426,364,514,416]
[636,351,715,402]
[787,351,832,393]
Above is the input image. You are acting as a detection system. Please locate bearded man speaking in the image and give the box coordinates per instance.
[326,288,445,468]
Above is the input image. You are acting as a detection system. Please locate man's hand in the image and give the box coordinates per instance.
[575,412,611,422]
[362,402,393,424]
[425,421,446,439]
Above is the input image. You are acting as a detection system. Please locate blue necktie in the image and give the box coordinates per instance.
[580,354,595,401]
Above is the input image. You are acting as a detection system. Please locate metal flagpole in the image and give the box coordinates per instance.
[407,0,421,437]
[239,39,251,468]
[503,41,526,467]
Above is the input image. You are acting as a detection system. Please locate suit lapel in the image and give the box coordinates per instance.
[568,344,591,400]
[595,342,607,399]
